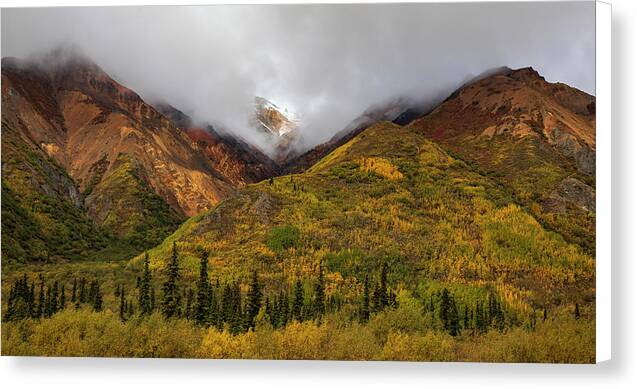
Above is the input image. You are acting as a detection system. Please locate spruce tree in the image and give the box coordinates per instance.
[474,301,486,335]
[51,281,59,314]
[292,279,304,322]
[246,270,262,329]
[313,265,325,318]
[92,282,103,312]
[79,277,86,304]
[379,262,388,309]
[60,284,66,310]
[162,241,181,318]
[439,288,451,330]
[139,252,153,315]
[71,278,77,303]
[447,295,460,336]
[185,288,194,320]
[119,287,127,322]
[36,275,46,318]
[360,276,370,322]
[195,248,211,326]
[280,289,289,325]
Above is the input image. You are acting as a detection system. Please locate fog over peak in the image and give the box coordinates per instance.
[1,2,594,154]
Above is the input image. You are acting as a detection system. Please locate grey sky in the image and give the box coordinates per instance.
[1,2,595,152]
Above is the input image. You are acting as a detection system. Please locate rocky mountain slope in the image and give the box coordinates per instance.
[406,67,596,252]
[1,51,235,254]
[153,102,280,186]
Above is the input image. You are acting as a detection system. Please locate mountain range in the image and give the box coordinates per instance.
[1,50,595,267]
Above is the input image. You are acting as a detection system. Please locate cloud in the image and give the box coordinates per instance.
[1,2,595,153]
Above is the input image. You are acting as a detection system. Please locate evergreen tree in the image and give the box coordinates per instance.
[79,277,86,304]
[292,279,304,321]
[29,282,36,318]
[71,278,77,303]
[279,289,289,327]
[574,302,580,319]
[195,249,211,326]
[313,265,325,318]
[51,280,59,314]
[474,301,486,334]
[37,276,45,317]
[185,288,194,320]
[447,295,460,336]
[439,288,451,330]
[60,284,66,310]
[119,287,127,322]
[162,241,181,318]
[92,282,103,311]
[45,285,52,317]
[209,285,219,329]
[139,252,153,315]
[379,262,388,308]
[360,276,370,322]
[246,270,262,329]
[4,274,34,321]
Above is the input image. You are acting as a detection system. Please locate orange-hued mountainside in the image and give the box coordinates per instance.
[1,52,278,259]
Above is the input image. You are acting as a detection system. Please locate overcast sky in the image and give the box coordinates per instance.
[1,2,595,152]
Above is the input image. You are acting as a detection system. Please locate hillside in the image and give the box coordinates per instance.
[141,121,594,317]
[407,67,596,252]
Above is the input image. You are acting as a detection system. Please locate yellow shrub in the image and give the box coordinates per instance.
[360,157,403,180]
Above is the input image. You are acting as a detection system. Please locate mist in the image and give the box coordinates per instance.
[1,2,595,154]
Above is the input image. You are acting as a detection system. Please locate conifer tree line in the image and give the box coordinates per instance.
[4,274,103,321]
[3,245,400,330]
[359,263,398,323]
[6,245,565,339]
[422,287,508,336]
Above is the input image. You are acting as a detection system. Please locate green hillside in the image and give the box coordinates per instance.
[1,123,109,263]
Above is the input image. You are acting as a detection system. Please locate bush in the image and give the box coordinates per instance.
[266,225,300,253]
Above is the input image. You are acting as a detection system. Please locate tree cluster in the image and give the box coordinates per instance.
[4,274,103,321]
[424,288,508,336]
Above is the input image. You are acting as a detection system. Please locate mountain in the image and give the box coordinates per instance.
[1,50,235,256]
[153,102,280,186]
[252,96,300,164]
[407,67,596,252]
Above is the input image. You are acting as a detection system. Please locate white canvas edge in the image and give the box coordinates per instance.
[595,0,611,364]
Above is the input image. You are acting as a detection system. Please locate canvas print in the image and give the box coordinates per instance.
[1,2,596,362]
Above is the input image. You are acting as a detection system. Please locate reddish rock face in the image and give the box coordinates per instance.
[152,103,280,187]
[408,67,596,173]
[2,53,234,237]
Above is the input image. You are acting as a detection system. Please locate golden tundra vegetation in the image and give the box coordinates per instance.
[2,121,594,362]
